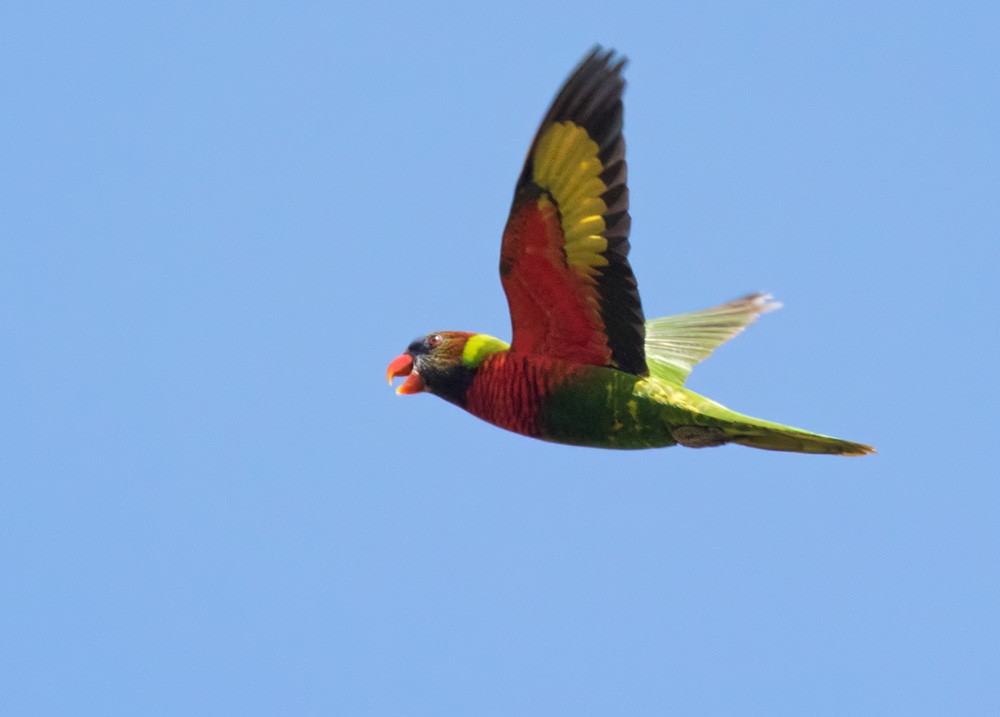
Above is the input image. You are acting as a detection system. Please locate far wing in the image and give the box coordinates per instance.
[499,47,647,374]
[645,294,781,385]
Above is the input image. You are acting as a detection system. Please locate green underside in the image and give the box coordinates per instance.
[538,367,872,455]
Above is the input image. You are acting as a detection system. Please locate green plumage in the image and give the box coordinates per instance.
[468,294,874,455]
[540,364,872,455]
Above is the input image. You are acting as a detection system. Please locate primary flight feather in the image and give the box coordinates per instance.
[387,47,874,456]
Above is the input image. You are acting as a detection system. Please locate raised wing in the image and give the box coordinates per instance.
[499,47,647,375]
[645,294,782,385]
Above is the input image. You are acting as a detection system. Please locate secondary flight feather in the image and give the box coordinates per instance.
[387,47,874,455]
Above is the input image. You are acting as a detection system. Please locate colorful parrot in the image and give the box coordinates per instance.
[387,47,874,455]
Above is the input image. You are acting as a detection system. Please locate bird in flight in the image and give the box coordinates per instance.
[387,47,874,455]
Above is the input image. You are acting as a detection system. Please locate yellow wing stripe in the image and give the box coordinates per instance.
[532,122,610,285]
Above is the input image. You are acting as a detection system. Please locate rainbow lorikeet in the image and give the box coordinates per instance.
[387,47,874,455]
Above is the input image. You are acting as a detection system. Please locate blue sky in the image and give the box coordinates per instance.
[2,2,998,714]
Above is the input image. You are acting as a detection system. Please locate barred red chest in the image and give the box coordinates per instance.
[464,352,575,437]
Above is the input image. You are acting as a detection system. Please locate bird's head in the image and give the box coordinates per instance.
[386,331,509,404]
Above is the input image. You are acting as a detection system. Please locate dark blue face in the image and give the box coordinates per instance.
[406,333,442,357]
[402,332,474,407]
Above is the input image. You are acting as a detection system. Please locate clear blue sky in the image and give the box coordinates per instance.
[2,2,997,714]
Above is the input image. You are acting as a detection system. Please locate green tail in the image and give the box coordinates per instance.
[670,411,874,455]
[719,422,874,456]
[638,295,873,455]
[650,381,875,456]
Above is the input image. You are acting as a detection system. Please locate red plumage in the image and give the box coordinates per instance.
[500,198,612,367]
[464,353,578,437]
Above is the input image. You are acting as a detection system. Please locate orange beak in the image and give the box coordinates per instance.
[386,353,425,395]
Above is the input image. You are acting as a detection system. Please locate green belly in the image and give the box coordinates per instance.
[539,369,680,449]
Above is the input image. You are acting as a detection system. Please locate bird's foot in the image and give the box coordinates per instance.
[671,425,727,448]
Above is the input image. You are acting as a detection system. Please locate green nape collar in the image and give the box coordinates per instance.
[461,334,510,368]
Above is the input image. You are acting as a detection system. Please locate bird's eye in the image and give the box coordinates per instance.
[427,334,442,348]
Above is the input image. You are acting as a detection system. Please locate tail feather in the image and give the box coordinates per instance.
[721,424,875,456]
[660,383,875,456]
[649,376,874,456]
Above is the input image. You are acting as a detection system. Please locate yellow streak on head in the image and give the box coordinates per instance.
[461,334,510,368]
